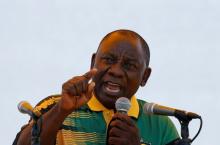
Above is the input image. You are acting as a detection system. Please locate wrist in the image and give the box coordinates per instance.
[56,101,74,118]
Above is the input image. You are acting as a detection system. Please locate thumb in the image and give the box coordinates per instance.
[86,81,95,99]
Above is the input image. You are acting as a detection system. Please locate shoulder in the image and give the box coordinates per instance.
[136,99,179,144]
[136,98,146,108]
[13,95,61,145]
[33,94,61,115]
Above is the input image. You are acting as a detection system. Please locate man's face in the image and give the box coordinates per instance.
[92,33,150,109]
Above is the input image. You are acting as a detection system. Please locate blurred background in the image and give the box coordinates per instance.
[0,0,219,144]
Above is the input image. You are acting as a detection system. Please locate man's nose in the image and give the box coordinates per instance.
[107,63,124,78]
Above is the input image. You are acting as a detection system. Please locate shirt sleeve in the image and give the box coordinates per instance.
[160,116,180,145]
[13,95,61,145]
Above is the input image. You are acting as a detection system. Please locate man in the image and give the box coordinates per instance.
[14,29,179,145]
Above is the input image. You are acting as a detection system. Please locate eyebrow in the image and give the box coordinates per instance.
[101,53,116,58]
[125,56,138,61]
[101,52,141,64]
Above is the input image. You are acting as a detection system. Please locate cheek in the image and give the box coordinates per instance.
[128,79,140,91]
[93,65,110,83]
[126,73,142,93]
[127,72,143,85]
[129,68,145,82]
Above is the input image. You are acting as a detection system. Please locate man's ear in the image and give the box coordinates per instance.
[90,53,96,69]
[140,67,151,87]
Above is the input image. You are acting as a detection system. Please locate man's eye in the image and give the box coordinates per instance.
[124,63,136,70]
[103,57,115,64]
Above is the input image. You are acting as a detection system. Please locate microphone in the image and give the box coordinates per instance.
[143,102,201,120]
[115,97,131,114]
[18,101,41,118]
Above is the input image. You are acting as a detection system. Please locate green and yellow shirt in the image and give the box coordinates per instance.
[18,94,179,145]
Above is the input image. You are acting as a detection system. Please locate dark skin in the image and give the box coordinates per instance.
[17,69,97,145]
[92,33,151,145]
[17,31,151,145]
[108,113,140,145]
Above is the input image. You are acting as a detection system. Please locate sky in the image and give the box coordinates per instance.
[0,0,219,144]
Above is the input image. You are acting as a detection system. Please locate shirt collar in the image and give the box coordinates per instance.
[87,94,139,119]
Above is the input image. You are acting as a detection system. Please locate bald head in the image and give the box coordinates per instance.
[97,29,150,67]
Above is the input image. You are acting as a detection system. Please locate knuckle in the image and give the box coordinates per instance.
[109,127,117,135]
[62,82,69,90]
[109,120,118,127]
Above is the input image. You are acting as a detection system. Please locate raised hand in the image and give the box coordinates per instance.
[59,68,97,113]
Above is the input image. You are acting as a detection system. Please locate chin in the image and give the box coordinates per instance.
[96,93,117,109]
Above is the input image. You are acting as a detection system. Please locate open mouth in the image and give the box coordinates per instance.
[103,81,121,95]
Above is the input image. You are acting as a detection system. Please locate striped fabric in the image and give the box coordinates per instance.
[33,94,179,145]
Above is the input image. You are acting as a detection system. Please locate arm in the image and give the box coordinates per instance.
[17,102,68,145]
[16,68,97,145]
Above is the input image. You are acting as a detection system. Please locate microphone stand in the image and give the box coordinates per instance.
[174,110,192,145]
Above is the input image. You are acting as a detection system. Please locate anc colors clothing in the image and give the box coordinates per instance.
[14,94,179,145]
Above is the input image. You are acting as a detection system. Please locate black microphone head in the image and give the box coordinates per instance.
[143,102,155,115]
[115,97,131,114]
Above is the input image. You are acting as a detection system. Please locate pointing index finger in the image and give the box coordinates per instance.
[83,68,98,80]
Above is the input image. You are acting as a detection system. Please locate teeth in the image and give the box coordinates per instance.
[107,82,120,87]
[104,82,121,93]
[106,86,120,93]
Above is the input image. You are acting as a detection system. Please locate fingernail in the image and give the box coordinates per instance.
[92,68,98,72]
[90,82,95,87]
